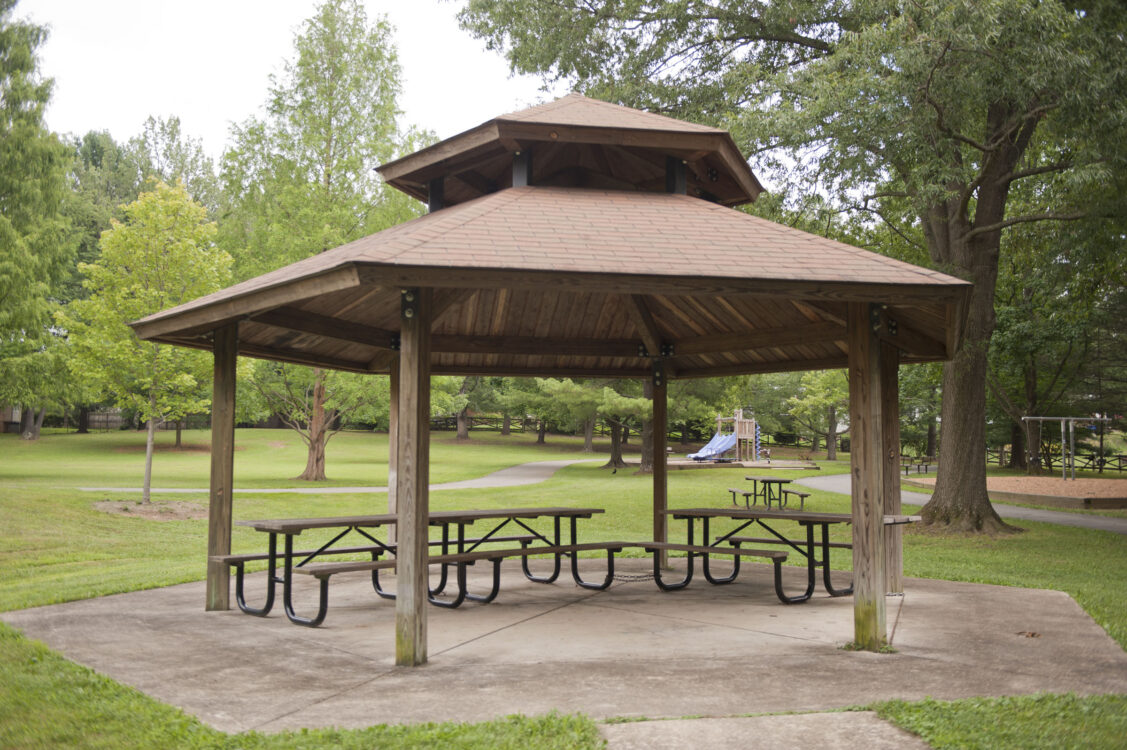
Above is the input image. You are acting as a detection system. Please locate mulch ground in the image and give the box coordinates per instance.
[912,476,1127,498]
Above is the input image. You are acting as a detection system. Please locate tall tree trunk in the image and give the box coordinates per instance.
[583,417,595,452]
[1008,421,1027,470]
[826,404,838,461]
[680,425,690,446]
[536,419,546,444]
[621,425,629,445]
[456,407,470,440]
[19,405,33,438]
[501,413,511,436]
[637,382,654,474]
[921,250,1011,532]
[1024,419,1042,474]
[925,412,937,459]
[298,369,329,481]
[603,421,627,469]
[77,406,90,434]
[142,394,157,504]
[175,420,183,448]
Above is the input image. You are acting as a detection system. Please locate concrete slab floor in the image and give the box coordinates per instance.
[3,559,1126,737]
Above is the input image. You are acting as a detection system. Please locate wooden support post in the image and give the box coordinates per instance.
[848,303,887,650]
[513,149,532,187]
[396,288,431,666]
[206,323,238,611]
[387,356,399,544]
[665,156,687,194]
[652,362,669,568]
[880,341,903,594]
[427,178,444,212]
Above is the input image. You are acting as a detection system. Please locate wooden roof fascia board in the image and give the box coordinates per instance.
[130,267,363,341]
[673,355,850,379]
[497,121,723,153]
[377,123,502,183]
[356,265,970,306]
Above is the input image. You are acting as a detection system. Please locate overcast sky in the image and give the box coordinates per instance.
[19,0,563,159]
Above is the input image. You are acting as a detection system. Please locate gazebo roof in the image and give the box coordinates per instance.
[132,184,970,379]
[377,93,765,208]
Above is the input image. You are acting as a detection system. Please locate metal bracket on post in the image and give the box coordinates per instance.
[390,334,401,351]
[401,289,419,321]
[652,361,665,388]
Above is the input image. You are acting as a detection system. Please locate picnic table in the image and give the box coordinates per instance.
[663,508,920,604]
[218,507,608,626]
[728,476,808,509]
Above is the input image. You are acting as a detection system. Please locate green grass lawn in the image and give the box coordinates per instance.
[1,429,1125,748]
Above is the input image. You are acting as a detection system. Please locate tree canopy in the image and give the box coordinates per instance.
[460,0,1127,530]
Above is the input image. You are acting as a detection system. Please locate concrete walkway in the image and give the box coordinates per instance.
[5,560,1126,743]
[795,474,1127,535]
[78,458,600,495]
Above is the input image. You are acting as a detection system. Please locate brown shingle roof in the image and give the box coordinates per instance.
[497,93,724,134]
[133,186,967,334]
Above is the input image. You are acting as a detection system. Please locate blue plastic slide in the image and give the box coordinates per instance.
[688,431,738,461]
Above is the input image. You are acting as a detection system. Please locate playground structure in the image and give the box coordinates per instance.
[1022,416,1113,480]
[689,410,762,462]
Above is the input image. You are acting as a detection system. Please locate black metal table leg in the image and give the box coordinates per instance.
[522,515,561,583]
[282,534,329,627]
[235,532,277,616]
[702,516,740,584]
[820,522,854,596]
[652,517,693,590]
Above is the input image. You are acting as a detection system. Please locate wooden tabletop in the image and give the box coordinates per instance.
[666,507,921,525]
[238,507,605,534]
[745,476,791,483]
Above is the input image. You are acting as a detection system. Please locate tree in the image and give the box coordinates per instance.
[787,370,849,460]
[130,116,219,214]
[0,0,74,435]
[58,182,231,501]
[219,0,422,480]
[459,0,1127,531]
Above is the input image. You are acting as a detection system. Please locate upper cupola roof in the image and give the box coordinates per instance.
[377,93,764,208]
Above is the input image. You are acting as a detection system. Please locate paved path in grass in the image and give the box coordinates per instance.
[78,458,602,495]
[794,474,1127,535]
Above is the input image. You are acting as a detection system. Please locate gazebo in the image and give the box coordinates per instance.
[131,93,971,665]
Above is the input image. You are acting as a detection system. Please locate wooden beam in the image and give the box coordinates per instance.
[652,362,669,569]
[848,303,887,650]
[237,343,373,374]
[428,364,651,379]
[396,288,431,667]
[624,294,663,357]
[206,323,238,611]
[251,307,397,348]
[673,355,849,379]
[673,322,844,356]
[873,307,947,359]
[377,122,500,183]
[881,341,903,594]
